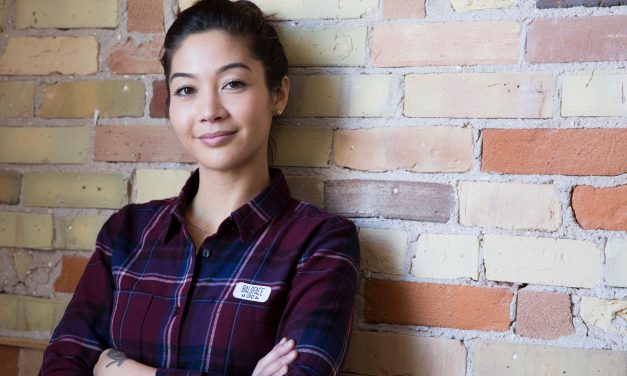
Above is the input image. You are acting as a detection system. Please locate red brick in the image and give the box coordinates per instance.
[526,16,627,63]
[516,290,574,339]
[54,255,90,293]
[127,0,164,33]
[149,80,168,118]
[482,129,627,176]
[95,125,194,162]
[106,37,163,74]
[0,345,19,376]
[382,0,425,19]
[572,185,627,231]
[325,180,454,222]
[365,279,512,331]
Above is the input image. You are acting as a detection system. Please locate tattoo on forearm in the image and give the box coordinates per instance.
[105,349,128,368]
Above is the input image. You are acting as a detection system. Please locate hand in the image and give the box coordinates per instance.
[252,338,298,376]
[94,348,156,376]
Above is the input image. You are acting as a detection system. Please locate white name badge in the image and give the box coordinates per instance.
[233,282,271,303]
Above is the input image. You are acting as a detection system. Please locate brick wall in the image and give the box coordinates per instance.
[0,0,625,375]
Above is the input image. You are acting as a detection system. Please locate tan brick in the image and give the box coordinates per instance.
[0,37,98,75]
[405,72,553,118]
[178,0,194,10]
[23,172,128,209]
[285,176,324,208]
[0,212,53,250]
[0,294,68,334]
[19,348,44,376]
[0,294,19,331]
[149,80,168,118]
[16,0,117,28]
[343,331,466,376]
[0,171,20,205]
[128,0,163,32]
[40,81,145,118]
[271,127,332,167]
[95,125,193,162]
[459,182,561,231]
[285,75,401,117]
[572,185,627,231]
[411,234,479,280]
[527,16,627,63]
[382,0,425,19]
[365,279,512,331]
[334,126,473,173]
[0,345,19,376]
[55,215,107,250]
[358,228,408,275]
[580,297,627,337]
[107,38,164,74]
[515,290,574,340]
[0,0,6,31]
[134,169,190,204]
[278,27,366,66]
[483,235,600,288]
[12,251,33,281]
[451,0,517,11]
[606,238,627,288]
[0,127,90,164]
[562,70,627,117]
[253,0,377,19]
[325,180,454,222]
[473,340,627,375]
[482,128,627,176]
[54,255,89,293]
[372,21,519,67]
[0,81,35,118]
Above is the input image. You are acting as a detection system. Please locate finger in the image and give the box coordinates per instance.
[271,364,289,376]
[256,339,295,370]
[262,349,297,376]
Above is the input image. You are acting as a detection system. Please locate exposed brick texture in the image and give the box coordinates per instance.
[0,171,20,205]
[516,290,575,339]
[271,127,333,167]
[0,81,35,118]
[149,80,168,118]
[451,0,517,11]
[54,255,90,293]
[127,0,164,32]
[254,0,378,19]
[15,0,118,28]
[572,185,627,231]
[381,0,425,19]
[0,127,90,164]
[561,70,627,117]
[537,0,627,7]
[0,345,19,376]
[107,38,164,74]
[278,27,367,66]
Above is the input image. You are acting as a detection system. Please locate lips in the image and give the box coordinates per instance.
[194,130,237,146]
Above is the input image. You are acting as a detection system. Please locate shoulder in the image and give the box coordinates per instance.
[283,199,357,235]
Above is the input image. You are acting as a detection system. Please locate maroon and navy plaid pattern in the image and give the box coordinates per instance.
[40,169,360,376]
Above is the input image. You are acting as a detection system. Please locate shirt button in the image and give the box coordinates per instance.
[202,249,211,258]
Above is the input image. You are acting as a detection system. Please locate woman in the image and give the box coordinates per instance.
[39,1,360,375]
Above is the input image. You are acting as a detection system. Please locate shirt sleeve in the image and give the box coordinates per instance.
[278,218,361,376]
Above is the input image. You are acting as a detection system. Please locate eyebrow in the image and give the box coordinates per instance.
[169,62,252,83]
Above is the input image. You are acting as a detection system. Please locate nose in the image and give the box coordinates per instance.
[197,89,227,123]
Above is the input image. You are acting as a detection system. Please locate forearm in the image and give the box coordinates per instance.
[94,349,156,376]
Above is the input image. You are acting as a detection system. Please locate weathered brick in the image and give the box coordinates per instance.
[107,38,163,74]
[285,176,324,208]
[0,345,19,376]
[278,27,366,66]
[0,171,20,205]
[95,125,193,162]
[0,37,98,76]
[0,81,35,118]
[451,0,517,11]
[580,297,627,336]
[515,290,574,339]
[271,127,332,167]
[562,70,627,117]
[334,126,473,173]
[150,80,168,118]
[253,0,377,19]
[0,212,53,250]
[382,0,425,19]
[40,81,145,118]
[23,172,128,209]
[473,340,627,375]
[0,127,90,164]
[284,75,401,117]
[606,238,627,288]
[405,72,553,118]
[459,182,561,231]
[55,215,108,250]
[19,348,45,376]
[325,180,454,222]
[572,185,627,231]
[527,16,627,63]
[54,255,90,293]
[359,228,408,275]
[179,0,194,10]
[0,0,6,31]
[13,251,33,282]
[482,128,627,176]
[343,331,466,376]
[0,294,68,333]
[16,0,117,28]
[411,234,479,280]
[483,235,600,288]
[372,21,519,67]
[365,279,512,331]
[537,0,627,8]
[134,169,191,203]
[128,0,163,32]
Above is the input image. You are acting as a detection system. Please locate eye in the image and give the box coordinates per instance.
[174,86,196,96]
[222,80,247,90]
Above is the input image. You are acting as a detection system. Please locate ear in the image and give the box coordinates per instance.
[272,76,290,114]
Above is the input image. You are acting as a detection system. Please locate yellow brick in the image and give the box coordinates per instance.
[23,172,128,209]
[0,81,35,118]
[450,0,517,11]
[0,294,69,334]
[358,228,407,275]
[16,0,117,28]
[253,0,377,19]
[178,0,194,10]
[606,238,627,288]
[278,27,366,66]
[12,252,33,281]
[0,211,53,249]
[562,70,627,117]
[23,298,56,332]
[0,37,98,76]
[134,169,191,204]
[284,75,401,117]
[0,294,19,331]
[0,171,21,205]
[411,234,479,280]
[0,0,6,31]
[580,297,627,336]
[40,81,145,118]
[55,215,108,250]
[285,176,324,208]
[405,72,554,118]
[271,127,332,167]
[0,127,90,164]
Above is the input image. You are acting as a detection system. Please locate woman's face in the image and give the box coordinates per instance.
[168,30,288,174]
